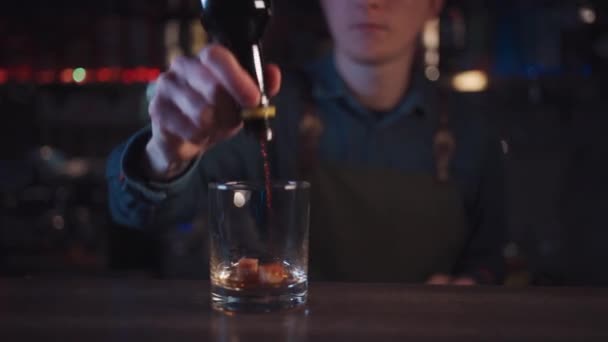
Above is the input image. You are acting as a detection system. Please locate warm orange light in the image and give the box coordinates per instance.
[452,70,489,92]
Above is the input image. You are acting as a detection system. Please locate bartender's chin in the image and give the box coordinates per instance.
[350,52,399,66]
[346,46,403,66]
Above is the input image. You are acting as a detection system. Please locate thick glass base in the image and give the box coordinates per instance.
[211,282,307,313]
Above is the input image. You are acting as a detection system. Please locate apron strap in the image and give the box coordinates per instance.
[433,90,456,183]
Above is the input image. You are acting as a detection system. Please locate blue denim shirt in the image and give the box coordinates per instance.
[107,54,506,283]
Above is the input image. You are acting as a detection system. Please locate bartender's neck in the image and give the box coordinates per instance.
[335,47,416,112]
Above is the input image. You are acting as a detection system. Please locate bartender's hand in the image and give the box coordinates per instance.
[145,44,282,180]
[426,274,476,286]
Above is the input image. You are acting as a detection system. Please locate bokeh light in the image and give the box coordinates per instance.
[452,70,489,92]
[72,67,87,83]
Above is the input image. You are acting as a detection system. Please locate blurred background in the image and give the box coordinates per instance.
[0,0,607,286]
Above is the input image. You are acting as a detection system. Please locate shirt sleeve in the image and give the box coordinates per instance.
[455,135,507,285]
[106,127,206,229]
[106,126,267,230]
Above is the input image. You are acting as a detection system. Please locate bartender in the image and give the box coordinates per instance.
[107,0,506,285]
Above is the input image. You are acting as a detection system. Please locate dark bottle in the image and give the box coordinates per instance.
[200,0,275,142]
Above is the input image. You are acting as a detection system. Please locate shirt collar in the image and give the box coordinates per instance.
[308,52,437,121]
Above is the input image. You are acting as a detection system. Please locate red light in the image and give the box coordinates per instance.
[135,67,149,83]
[110,68,122,82]
[60,69,73,83]
[128,67,161,83]
[96,68,113,83]
[15,65,33,83]
[121,69,137,84]
[147,68,161,81]
[0,69,7,84]
[1,66,163,84]
[0,65,161,84]
[37,70,55,84]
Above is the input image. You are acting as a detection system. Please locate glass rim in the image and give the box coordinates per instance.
[209,181,310,191]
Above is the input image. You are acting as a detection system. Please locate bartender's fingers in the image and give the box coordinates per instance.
[426,274,452,285]
[171,56,222,105]
[199,44,261,108]
[170,56,242,133]
[155,71,206,130]
[150,95,205,143]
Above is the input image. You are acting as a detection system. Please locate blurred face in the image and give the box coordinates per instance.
[320,0,443,64]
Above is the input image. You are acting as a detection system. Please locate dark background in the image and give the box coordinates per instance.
[0,0,607,286]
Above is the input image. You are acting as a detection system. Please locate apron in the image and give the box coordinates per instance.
[307,164,467,282]
[297,88,468,283]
